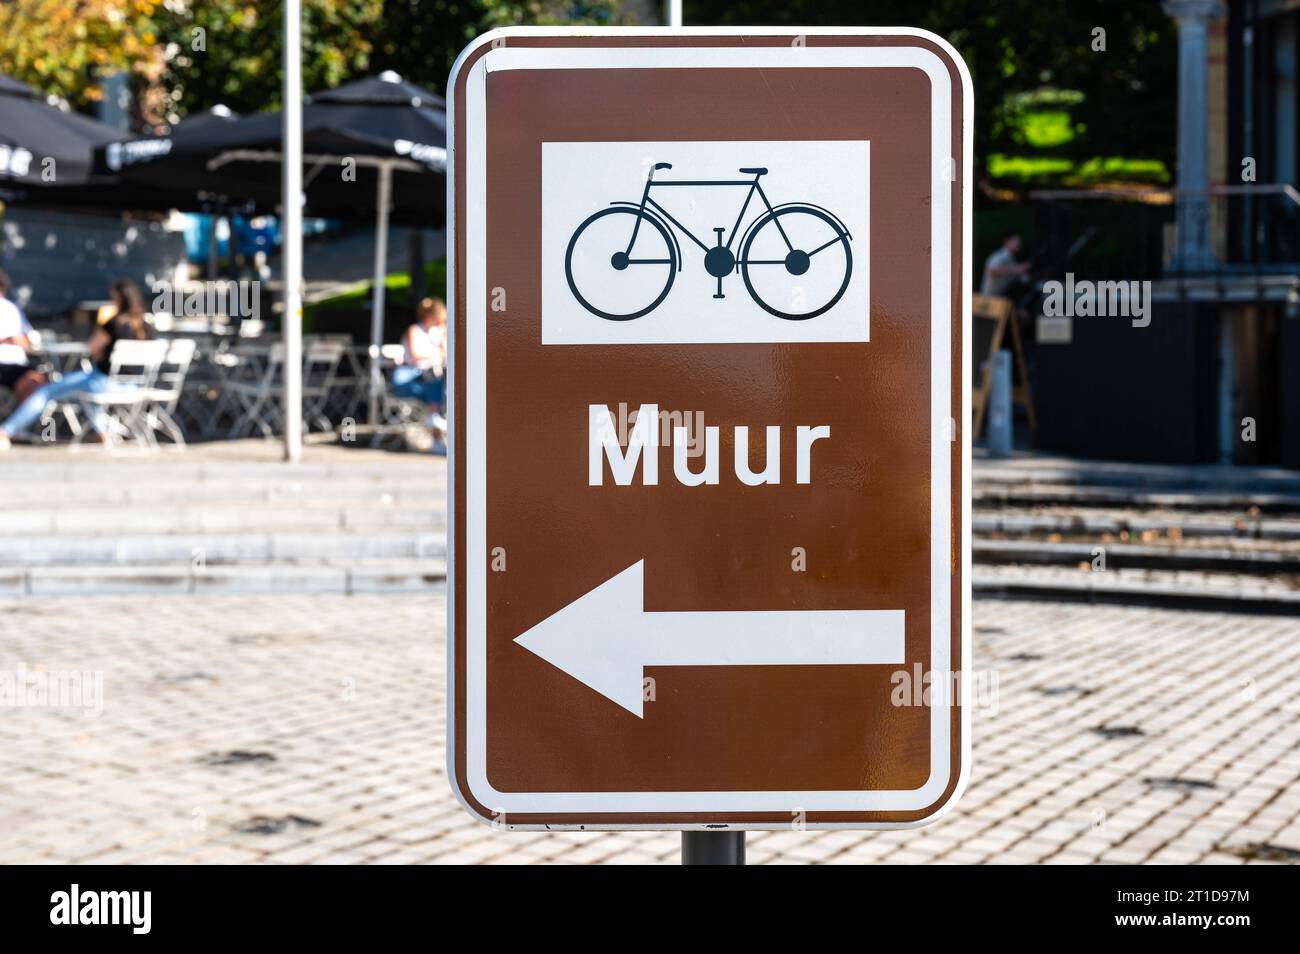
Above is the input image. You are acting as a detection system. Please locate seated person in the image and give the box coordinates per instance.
[0,268,46,404]
[0,279,153,450]
[392,296,447,408]
[391,297,448,455]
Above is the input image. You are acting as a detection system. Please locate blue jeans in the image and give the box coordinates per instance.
[391,366,445,406]
[1,368,125,437]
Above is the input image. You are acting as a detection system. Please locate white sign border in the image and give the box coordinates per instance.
[448,26,974,831]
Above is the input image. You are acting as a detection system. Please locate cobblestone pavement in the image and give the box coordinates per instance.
[1,591,1298,865]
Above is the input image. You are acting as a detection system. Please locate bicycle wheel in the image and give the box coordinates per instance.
[740,206,852,320]
[565,207,677,321]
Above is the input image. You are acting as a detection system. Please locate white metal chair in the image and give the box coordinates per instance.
[144,338,197,449]
[66,338,170,451]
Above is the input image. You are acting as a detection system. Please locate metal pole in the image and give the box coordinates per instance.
[1163,0,1219,273]
[667,0,682,27]
[682,831,745,865]
[1241,19,1254,264]
[368,161,393,425]
[987,349,1013,458]
[1217,311,1235,464]
[207,214,219,279]
[281,0,303,462]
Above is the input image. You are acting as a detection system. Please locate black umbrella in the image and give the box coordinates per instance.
[0,74,35,97]
[85,72,446,417]
[100,72,445,225]
[208,72,446,223]
[95,105,276,213]
[0,74,248,214]
[245,72,446,420]
[0,72,120,194]
[101,71,447,420]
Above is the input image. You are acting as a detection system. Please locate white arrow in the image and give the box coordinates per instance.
[514,560,905,718]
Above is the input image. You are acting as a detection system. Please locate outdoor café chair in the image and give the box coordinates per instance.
[171,339,227,440]
[62,338,170,452]
[370,344,431,448]
[228,342,286,439]
[301,338,346,432]
[317,335,366,423]
[144,337,197,449]
[204,340,259,435]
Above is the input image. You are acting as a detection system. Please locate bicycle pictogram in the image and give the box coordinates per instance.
[564,162,854,322]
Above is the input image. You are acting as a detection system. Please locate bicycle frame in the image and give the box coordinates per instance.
[623,172,795,260]
[566,163,854,322]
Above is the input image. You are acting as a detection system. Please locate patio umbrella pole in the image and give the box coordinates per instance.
[368,160,393,426]
[281,0,304,462]
[207,210,220,279]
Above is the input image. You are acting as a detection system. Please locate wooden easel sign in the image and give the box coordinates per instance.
[971,292,1034,438]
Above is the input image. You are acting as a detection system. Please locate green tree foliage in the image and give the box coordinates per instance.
[1,0,633,128]
[153,0,384,120]
[686,0,1177,186]
[0,0,165,109]
[153,0,628,120]
[369,1,630,100]
[3,0,1173,189]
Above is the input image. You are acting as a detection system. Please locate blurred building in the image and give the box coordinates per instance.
[1030,0,1300,469]
[0,206,187,322]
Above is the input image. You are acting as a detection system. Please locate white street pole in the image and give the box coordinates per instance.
[368,161,392,425]
[668,0,682,27]
[281,0,304,462]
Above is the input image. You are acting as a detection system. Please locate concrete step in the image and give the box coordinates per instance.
[1,558,447,598]
[973,509,1300,541]
[974,456,1300,495]
[0,459,438,484]
[974,539,1300,575]
[974,484,1300,514]
[0,478,443,508]
[1,505,445,535]
[0,532,445,566]
[973,564,1300,614]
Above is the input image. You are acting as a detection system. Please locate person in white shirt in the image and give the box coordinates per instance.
[400,297,447,377]
[392,297,448,454]
[1,279,154,451]
[980,231,1031,298]
[0,268,46,402]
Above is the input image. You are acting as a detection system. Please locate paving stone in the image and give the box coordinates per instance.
[2,444,1298,863]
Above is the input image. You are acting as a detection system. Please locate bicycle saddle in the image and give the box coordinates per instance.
[739,167,768,176]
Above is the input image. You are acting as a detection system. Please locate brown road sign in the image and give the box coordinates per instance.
[448,27,972,830]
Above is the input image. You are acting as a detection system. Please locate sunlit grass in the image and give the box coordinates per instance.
[303,259,447,330]
[988,153,1171,186]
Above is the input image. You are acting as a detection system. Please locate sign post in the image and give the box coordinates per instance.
[448,27,972,840]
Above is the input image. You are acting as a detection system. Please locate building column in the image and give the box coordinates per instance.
[1164,0,1223,274]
